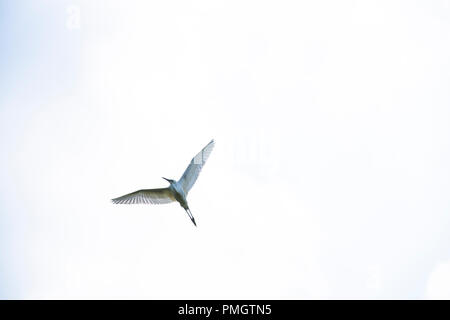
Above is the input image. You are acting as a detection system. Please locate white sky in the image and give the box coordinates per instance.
[1,0,450,299]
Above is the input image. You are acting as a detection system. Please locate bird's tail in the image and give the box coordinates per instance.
[185,208,197,227]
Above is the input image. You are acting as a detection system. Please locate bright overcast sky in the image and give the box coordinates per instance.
[1,0,450,299]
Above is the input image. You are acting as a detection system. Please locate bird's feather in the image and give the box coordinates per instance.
[178,139,215,194]
[111,188,175,204]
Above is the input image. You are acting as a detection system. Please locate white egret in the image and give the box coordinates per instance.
[111,139,215,226]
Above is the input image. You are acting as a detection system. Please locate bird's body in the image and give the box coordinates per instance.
[111,139,215,226]
[170,181,188,209]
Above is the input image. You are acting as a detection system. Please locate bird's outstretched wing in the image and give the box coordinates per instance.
[178,139,215,194]
[111,188,175,204]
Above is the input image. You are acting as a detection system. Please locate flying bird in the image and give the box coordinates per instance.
[111,139,215,226]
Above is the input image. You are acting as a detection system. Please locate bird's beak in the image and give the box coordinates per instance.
[162,177,170,182]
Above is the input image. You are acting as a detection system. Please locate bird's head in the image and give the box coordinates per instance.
[162,177,175,184]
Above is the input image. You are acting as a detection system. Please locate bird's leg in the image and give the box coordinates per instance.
[185,208,197,227]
